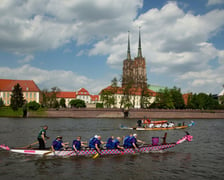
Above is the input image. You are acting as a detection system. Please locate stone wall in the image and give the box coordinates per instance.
[29,108,224,119]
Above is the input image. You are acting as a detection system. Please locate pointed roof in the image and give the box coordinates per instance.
[137,27,142,58]
[91,95,100,101]
[127,31,131,60]
[77,88,90,96]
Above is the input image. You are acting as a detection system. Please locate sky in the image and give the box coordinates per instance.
[0,0,224,95]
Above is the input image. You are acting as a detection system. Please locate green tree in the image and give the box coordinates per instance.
[140,86,153,109]
[0,98,4,107]
[219,95,224,104]
[27,101,40,111]
[121,77,134,109]
[96,103,103,108]
[40,89,49,107]
[100,77,119,108]
[10,83,25,111]
[170,86,185,109]
[40,87,61,108]
[69,99,86,108]
[60,98,66,108]
[153,88,174,109]
[100,89,116,108]
[187,93,219,110]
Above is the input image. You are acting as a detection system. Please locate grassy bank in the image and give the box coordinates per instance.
[0,107,47,117]
[0,107,23,117]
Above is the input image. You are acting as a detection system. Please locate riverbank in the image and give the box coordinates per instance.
[28,108,224,119]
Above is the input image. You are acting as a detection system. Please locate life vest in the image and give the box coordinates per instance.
[123,136,131,148]
[106,137,113,149]
[89,137,97,148]
[112,139,119,149]
[129,136,137,148]
[73,140,81,150]
[52,140,63,150]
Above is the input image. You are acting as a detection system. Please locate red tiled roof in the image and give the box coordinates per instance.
[91,95,99,101]
[56,92,76,98]
[0,79,40,92]
[77,88,90,95]
[100,86,157,96]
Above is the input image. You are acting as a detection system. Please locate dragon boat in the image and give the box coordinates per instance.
[120,120,195,131]
[0,133,193,157]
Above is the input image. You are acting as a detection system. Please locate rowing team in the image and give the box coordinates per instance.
[51,133,145,153]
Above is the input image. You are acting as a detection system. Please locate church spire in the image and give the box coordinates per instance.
[127,31,131,60]
[137,27,142,58]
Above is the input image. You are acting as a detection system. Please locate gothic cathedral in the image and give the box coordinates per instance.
[122,30,147,89]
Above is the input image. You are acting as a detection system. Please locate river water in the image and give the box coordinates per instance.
[0,118,223,180]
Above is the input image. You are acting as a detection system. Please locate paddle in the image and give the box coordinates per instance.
[92,152,100,159]
[162,132,167,145]
[20,141,39,149]
[43,149,53,157]
[42,146,54,157]
[92,147,101,159]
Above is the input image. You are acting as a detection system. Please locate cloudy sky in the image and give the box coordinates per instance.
[0,0,224,95]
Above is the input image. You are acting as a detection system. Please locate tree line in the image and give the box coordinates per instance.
[0,84,86,112]
[100,78,224,110]
[1,82,224,111]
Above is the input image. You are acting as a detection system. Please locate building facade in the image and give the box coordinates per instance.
[122,30,147,89]
[0,79,40,106]
[56,88,100,107]
[100,30,153,108]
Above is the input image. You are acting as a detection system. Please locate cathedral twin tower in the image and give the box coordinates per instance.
[122,30,147,89]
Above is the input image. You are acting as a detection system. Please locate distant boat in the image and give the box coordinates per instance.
[121,119,195,131]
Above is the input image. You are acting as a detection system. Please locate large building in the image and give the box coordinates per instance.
[100,30,156,108]
[0,79,40,106]
[122,30,147,88]
[56,88,100,107]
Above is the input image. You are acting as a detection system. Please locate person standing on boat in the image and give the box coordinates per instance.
[72,136,87,151]
[51,136,69,151]
[37,125,49,149]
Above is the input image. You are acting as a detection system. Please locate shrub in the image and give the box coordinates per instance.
[27,101,40,111]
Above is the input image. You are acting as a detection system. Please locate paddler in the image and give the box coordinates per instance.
[37,125,49,149]
[89,135,104,153]
[51,136,69,151]
[129,134,145,150]
[72,136,87,151]
[112,137,124,150]
[106,136,114,149]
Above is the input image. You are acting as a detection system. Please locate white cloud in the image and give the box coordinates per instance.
[0,0,224,94]
[0,0,143,53]
[0,65,107,94]
[18,55,34,63]
[89,1,224,93]
[207,0,224,6]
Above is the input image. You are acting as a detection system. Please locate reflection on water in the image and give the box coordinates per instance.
[0,118,224,180]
